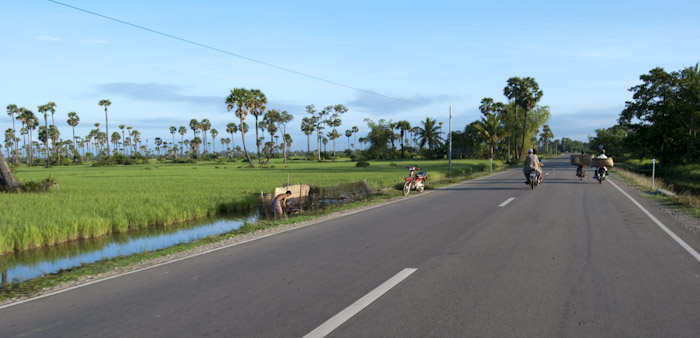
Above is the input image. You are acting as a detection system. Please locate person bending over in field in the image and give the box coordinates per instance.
[272,190,292,217]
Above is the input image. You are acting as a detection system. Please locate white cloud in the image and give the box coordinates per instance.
[89,39,109,44]
[36,36,63,42]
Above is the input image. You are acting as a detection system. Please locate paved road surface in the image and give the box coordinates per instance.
[2,156,700,337]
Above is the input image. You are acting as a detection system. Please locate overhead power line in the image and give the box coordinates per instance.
[47,0,447,111]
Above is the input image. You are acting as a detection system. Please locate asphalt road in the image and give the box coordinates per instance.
[2,156,700,337]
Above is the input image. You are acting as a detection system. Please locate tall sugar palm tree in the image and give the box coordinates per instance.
[277,110,293,163]
[345,129,352,150]
[351,126,359,150]
[210,128,218,153]
[328,129,341,158]
[226,122,237,154]
[38,102,56,167]
[67,112,80,152]
[246,89,267,164]
[396,120,411,158]
[154,137,162,156]
[226,88,255,167]
[118,125,126,154]
[169,126,176,156]
[98,99,111,158]
[178,126,187,158]
[200,119,211,153]
[6,104,18,162]
[539,124,554,155]
[301,116,315,155]
[111,132,121,154]
[189,119,200,140]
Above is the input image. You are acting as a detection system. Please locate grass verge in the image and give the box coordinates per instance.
[612,167,700,218]
[0,162,504,302]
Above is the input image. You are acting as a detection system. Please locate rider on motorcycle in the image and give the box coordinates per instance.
[523,149,542,184]
[594,149,608,179]
[576,150,587,177]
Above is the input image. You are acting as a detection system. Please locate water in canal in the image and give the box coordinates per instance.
[1,211,258,286]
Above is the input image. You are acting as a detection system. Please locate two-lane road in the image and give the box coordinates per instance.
[2,157,700,337]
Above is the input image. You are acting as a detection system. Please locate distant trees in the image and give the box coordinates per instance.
[619,64,700,164]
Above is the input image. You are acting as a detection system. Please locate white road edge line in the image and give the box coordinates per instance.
[303,268,417,338]
[498,197,515,207]
[610,180,700,263]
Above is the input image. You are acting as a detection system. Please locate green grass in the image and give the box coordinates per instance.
[612,166,700,218]
[1,157,505,254]
[617,160,700,195]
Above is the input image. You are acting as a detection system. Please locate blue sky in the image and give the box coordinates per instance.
[2,0,700,151]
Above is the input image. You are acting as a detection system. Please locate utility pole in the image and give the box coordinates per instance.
[448,106,452,172]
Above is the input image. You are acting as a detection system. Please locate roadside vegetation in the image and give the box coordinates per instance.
[0,158,506,255]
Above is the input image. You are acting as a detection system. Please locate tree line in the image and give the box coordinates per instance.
[3,75,561,175]
[588,64,700,165]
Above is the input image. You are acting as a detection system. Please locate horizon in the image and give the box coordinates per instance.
[3,1,699,153]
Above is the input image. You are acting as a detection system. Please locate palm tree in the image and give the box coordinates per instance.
[396,120,411,158]
[277,110,293,163]
[246,89,267,164]
[358,136,368,151]
[200,119,211,153]
[98,99,112,158]
[328,129,341,158]
[0,143,19,190]
[210,128,218,153]
[416,117,443,151]
[345,129,353,150]
[226,88,255,167]
[474,112,503,160]
[178,126,187,158]
[301,116,316,155]
[504,77,543,159]
[67,112,80,152]
[189,119,200,140]
[226,122,237,154]
[111,132,121,154]
[38,102,56,167]
[169,126,176,156]
[351,126,359,150]
[118,125,126,154]
[154,137,163,156]
[539,125,554,155]
[6,104,18,162]
[190,137,202,157]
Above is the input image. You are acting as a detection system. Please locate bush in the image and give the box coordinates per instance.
[91,154,149,166]
[356,161,370,168]
[19,176,59,192]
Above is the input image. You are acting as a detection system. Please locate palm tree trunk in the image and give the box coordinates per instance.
[254,116,261,164]
[241,122,255,168]
[0,149,19,191]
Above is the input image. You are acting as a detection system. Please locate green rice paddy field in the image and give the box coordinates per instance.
[1,158,504,254]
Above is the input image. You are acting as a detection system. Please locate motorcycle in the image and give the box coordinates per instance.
[594,166,608,184]
[403,166,428,196]
[576,165,587,180]
[528,169,542,190]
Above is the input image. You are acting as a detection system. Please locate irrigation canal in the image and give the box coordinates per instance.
[1,211,258,286]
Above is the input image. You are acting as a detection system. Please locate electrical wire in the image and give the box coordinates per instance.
[47,0,447,111]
